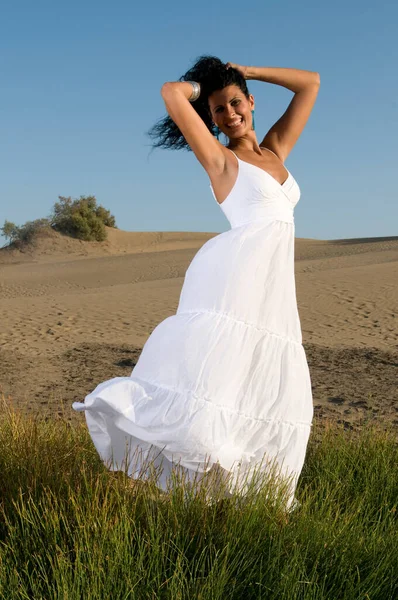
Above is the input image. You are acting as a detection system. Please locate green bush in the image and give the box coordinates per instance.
[95,204,116,228]
[1,195,117,246]
[51,195,116,241]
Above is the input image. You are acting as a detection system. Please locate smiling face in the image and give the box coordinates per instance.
[208,85,255,139]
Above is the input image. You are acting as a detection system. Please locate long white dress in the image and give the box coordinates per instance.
[73,148,313,509]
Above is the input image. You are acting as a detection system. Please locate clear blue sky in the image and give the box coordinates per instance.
[1,0,397,244]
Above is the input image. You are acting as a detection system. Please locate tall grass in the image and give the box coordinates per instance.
[0,395,397,599]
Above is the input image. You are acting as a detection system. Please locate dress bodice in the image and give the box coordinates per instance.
[210,151,301,229]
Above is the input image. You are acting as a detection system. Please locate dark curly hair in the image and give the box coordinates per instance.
[147,55,250,151]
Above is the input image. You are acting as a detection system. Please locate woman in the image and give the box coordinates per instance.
[73,56,320,509]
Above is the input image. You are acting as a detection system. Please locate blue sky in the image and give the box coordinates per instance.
[1,0,397,245]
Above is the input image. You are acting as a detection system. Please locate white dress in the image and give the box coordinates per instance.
[73,148,313,508]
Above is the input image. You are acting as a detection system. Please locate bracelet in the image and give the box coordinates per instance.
[187,81,201,102]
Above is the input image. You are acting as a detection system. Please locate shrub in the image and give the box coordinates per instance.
[94,205,116,228]
[1,195,117,246]
[51,195,116,241]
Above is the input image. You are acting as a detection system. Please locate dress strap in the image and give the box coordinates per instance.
[230,146,278,161]
[260,146,281,160]
[227,148,239,162]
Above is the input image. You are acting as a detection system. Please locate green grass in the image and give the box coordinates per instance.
[0,396,397,599]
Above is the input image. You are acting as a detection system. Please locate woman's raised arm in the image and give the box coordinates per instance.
[161,81,226,176]
[243,65,320,162]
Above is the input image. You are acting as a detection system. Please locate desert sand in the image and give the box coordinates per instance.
[0,227,397,429]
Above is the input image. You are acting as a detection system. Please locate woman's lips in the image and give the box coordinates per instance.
[226,118,243,129]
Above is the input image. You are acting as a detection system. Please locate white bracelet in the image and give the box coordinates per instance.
[187,81,201,102]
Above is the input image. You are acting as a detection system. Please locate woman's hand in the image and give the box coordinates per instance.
[225,62,249,79]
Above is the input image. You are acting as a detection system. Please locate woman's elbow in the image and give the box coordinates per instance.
[161,82,176,97]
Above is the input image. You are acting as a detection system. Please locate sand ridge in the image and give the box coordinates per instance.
[0,226,218,264]
[0,228,397,427]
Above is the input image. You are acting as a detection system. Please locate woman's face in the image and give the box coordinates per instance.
[208,85,255,138]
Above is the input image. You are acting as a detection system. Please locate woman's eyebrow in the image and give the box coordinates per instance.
[214,97,239,110]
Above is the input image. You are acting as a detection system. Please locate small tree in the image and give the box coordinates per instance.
[1,220,20,244]
[1,218,52,246]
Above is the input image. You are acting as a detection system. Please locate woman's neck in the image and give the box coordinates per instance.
[227,138,262,156]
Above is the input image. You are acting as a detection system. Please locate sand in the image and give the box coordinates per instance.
[0,227,397,429]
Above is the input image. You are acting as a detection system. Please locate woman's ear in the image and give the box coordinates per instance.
[249,94,255,110]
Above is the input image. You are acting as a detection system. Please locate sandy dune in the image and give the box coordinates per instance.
[0,227,397,429]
